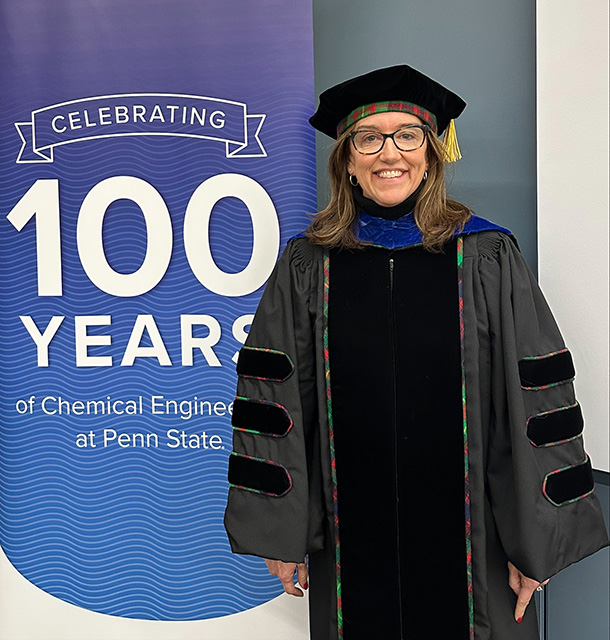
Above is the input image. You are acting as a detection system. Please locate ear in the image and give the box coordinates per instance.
[347,156,355,175]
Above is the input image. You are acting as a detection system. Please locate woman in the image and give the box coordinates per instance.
[224,65,609,640]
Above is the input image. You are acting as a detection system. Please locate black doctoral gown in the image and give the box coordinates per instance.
[224,210,609,640]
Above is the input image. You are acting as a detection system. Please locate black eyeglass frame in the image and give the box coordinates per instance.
[349,124,431,155]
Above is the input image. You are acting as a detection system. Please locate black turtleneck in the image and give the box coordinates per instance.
[352,181,424,221]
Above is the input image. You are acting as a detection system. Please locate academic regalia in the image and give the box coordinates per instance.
[224,66,609,639]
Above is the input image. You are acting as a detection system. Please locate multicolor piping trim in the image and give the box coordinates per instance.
[526,402,582,448]
[323,250,343,638]
[237,346,295,382]
[337,101,438,136]
[521,378,575,391]
[542,456,594,507]
[232,396,293,438]
[228,452,293,498]
[521,349,569,360]
[457,237,474,639]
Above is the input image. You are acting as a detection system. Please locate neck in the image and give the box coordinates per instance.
[352,182,424,221]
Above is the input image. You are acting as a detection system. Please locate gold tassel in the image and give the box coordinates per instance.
[442,119,462,162]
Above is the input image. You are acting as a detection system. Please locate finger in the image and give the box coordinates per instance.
[276,564,297,582]
[273,563,303,597]
[280,577,303,597]
[514,586,536,622]
[507,562,521,596]
[265,559,297,580]
[296,562,309,590]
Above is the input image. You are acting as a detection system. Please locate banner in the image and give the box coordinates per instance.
[0,0,315,624]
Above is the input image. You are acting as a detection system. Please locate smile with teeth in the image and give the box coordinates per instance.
[375,170,405,178]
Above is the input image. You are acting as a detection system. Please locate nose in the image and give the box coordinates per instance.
[378,136,401,161]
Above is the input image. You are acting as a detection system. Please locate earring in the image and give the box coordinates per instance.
[349,174,358,186]
[423,170,428,181]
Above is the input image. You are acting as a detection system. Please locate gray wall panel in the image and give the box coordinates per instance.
[546,482,609,640]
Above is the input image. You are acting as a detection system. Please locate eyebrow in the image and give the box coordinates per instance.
[355,122,420,131]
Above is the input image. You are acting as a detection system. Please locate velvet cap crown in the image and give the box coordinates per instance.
[309,65,467,139]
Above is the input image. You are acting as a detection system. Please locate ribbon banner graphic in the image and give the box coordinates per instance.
[16,94,266,162]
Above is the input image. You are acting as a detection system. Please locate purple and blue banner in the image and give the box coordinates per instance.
[0,0,315,621]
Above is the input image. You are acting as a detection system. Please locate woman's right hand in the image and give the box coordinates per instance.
[264,558,308,597]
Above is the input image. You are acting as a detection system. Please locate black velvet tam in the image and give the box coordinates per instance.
[228,453,292,497]
[309,64,466,138]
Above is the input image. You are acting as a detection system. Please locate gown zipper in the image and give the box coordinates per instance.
[389,255,404,640]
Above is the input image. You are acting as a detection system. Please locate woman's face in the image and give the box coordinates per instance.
[347,111,428,207]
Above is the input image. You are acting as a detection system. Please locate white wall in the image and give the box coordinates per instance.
[537,0,609,472]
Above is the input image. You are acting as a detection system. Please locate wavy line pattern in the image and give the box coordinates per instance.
[0,55,317,619]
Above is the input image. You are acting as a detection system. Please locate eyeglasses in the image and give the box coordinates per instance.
[350,125,430,155]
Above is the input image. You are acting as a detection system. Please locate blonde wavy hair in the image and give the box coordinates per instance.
[305,126,471,252]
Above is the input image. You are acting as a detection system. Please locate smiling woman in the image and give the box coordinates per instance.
[224,65,609,640]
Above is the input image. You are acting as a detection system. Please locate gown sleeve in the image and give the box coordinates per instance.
[224,238,322,564]
[477,231,609,583]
